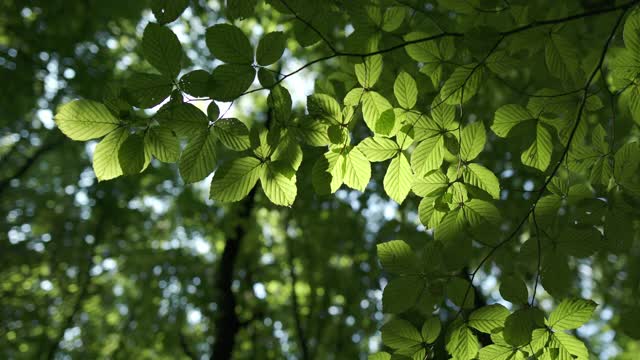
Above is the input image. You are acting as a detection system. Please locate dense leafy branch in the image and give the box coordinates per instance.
[442,8,634,358]
[241,0,639,102]
[457,1,633,322]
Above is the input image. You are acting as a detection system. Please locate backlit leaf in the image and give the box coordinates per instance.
[210,156,265,202]
[55,100,121,141]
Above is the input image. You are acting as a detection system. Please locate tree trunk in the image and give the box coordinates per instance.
[210,189,256,359]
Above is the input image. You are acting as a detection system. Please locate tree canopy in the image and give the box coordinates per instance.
[3,0,640,359]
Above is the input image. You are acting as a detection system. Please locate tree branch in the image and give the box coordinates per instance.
[0,139,61,197]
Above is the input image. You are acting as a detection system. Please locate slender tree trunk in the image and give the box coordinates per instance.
[210,189,256,360]
[286,235,310,360]
[45,211,103,360]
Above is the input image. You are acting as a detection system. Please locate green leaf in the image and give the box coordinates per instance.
[179,70,210,97]
[375,109,396,136]
[394,71,418,109]
[207,102,220,120]
[542,253,573,298]
[545,33,580,82]
[142,23,183,79]
[55,99,121,141]
[556,227,601,258]
[446,323,479,359]
[460,121,486,161]
[362,91,393,133]
[271,132,303,170]
[156,103,208,138]
[368,352,391,360]
[492,104,534,137]
[144,125,180,163]
[463,163,500,199]
[357,136,399,162]
[431,103,458,132]
[384,153,413,204]
[118,133,145,175]
[376,240,418,274]
[548,298,597,331]
[205,24,253,64]
[421,317,441,344]
[292,25,320,49]
[383,276,423,313]
[437,0,475,13]
[343,147,371,191]
[125,72,173,109]
[449,182,469,204]
[478,345,516,360]
[355,55,383,87]
[212,118,251,151]
[327,124,344,144]
[614,142,640,183]
[344,87,365,106]
[499,275,528,305]
[503,308,545,346]
[93,127,128,181]
[126,73,173,109]
[260,161,297,206]
[307,93,342,124]
[179,128,217,184]
[312,150,345,194]
[151,0,189,24]
[381,319,422,349]
[440,64,483,105]
[268,85,292,124]
[290,116,330,146]
[404,31,454,64]
[446,277,474,309]
[552,332,589,360]
[468,304,510,333]
[434,208,465,242]
[226,0,257,20]
[397,124,416,150]
[412,170,448,197]
[529,329,550,357]
[624,11,640,53]
[605,206,635,252]
[208,64,255,101]
[257,67,276,87]
[256,31,286,66]
[521,123,552,171]
[463,199,500,227]
[381,7,405,32]
[251,126,274,160]
[411,135,444,176]
[210,156,265,202]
